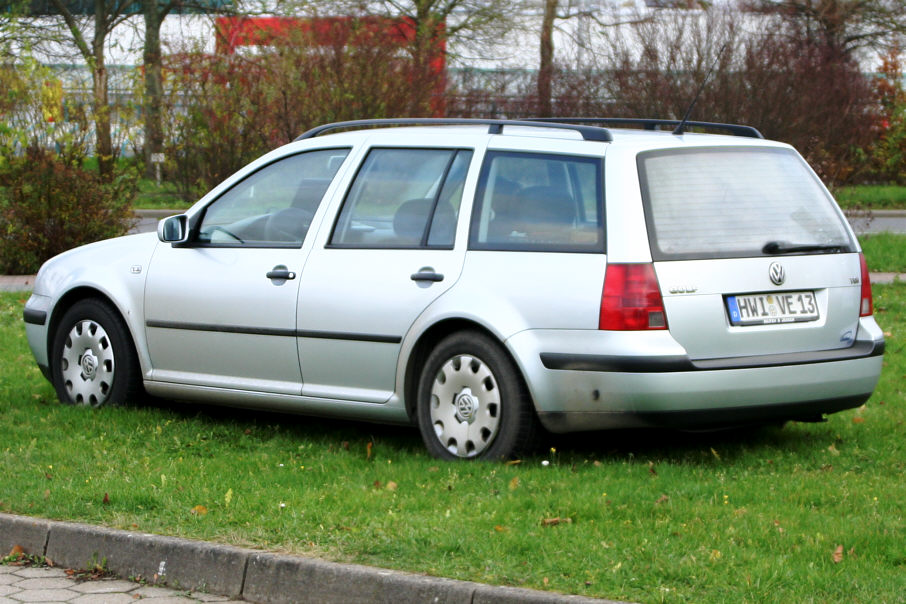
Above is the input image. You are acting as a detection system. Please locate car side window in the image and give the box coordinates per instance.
[469,151,604,252]
[330,148,473,248]
[197,148,350,247]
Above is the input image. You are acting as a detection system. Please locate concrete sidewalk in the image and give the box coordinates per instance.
[0,513,618,604]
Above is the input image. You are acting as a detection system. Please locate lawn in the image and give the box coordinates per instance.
[860,232,906,274]
[134,178,190,210]
[834,184,906,210]
[1,288,904,603]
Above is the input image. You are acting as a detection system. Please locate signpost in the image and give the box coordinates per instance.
[150,153,165,185]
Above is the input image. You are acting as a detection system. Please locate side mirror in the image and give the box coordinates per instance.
[158,215,188,243]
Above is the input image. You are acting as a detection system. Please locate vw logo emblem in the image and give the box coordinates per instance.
[769,262,785,286]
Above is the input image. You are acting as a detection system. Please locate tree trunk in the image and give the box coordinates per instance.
[93,1,114,180]
[538,0,557,117]
[143,0,164,179]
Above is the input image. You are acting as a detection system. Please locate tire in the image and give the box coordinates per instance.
[416,330,538,460]
[51,298,142,407]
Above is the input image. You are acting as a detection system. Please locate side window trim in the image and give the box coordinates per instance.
[418,151,458,247]
[468,150,605,253]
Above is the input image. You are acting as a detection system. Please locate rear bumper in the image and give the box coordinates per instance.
[507,323,884,433]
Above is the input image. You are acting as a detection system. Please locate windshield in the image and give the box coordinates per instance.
[637,147,855,261]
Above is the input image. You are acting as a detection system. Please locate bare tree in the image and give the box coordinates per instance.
[537,0,557,116]
[48,0,134,179]
[744,0,906,56]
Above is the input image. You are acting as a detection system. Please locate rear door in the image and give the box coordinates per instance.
[296,146,476,403]
[637,146,862,360]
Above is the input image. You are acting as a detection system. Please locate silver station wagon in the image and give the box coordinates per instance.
[23,118,885,460]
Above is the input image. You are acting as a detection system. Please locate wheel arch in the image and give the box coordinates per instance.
[46,287,142,374]
[402,318,533,421]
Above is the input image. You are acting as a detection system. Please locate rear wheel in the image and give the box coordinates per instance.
[51,299,142,407]
[416,331,538,460]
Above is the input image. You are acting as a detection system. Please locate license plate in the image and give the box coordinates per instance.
[726,291,818,326]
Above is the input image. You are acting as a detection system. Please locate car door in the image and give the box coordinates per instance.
[296,147,475,403]
[144,148,351,394]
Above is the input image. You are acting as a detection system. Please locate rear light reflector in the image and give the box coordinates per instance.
[859,253,873,316]
[599,263,668,330]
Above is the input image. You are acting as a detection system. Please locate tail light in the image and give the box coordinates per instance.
[599,263,668,330]
[859,253,873,316]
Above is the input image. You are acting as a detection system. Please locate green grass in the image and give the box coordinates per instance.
[134,178,191,210]
[860,233,906,273]
[2,289,905,602]
[835,185,906,210]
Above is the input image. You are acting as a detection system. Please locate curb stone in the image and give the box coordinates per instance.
[0,513,625,604]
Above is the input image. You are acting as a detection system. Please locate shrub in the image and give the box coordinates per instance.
[0,151,137,274]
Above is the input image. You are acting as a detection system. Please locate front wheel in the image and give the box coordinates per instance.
[416,331,538,460]
[51,299,142,407]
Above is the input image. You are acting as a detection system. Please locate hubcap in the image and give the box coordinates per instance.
[430,354,501,458]
[60,319,115,406]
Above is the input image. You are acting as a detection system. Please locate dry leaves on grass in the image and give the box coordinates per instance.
[833,545,844,563]
[541,517,573,527]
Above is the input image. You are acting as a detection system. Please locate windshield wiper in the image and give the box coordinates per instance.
[762,241,845,255]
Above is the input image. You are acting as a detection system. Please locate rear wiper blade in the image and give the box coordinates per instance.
[762,241,845,255]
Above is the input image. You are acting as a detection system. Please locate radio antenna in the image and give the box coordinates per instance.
[673,43,728,136]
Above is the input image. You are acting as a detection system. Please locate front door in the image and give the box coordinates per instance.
[145,148,351,394]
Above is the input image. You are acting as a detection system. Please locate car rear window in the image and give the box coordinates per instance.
[638,147,855,260]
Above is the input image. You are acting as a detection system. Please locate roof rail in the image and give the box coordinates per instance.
[295,118,614,142]
[527,117,763,139]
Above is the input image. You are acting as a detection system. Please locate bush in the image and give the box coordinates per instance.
[0,151,137,274]
[162,21,440,203]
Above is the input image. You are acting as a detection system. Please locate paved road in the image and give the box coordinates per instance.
[844,209,906,235]
[0,563,241,603]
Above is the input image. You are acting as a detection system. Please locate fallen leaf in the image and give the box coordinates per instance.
[224,488,233,507]
[190,505,208,516]
[828,444,840,456]
[373,480,382,489]
[710,448,721,460]
[852,416,865,424]
[366,441,373,460]
[386,481,398,492]
[342,441,350,450]
[655,494,669,505]
[504,459,522,466]
[832,544,844,563]
[648,461,657,476]
[43,489,50,500]
[848,546,857,558]
[494,525,508,532]
[508,476,520,491]
[8,545,24,558]
[102,492,109,505]
[593,461,602,467]
[541,517,573,526]
[543,577,549,586]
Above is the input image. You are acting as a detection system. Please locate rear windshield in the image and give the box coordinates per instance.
[637,147,855,261]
